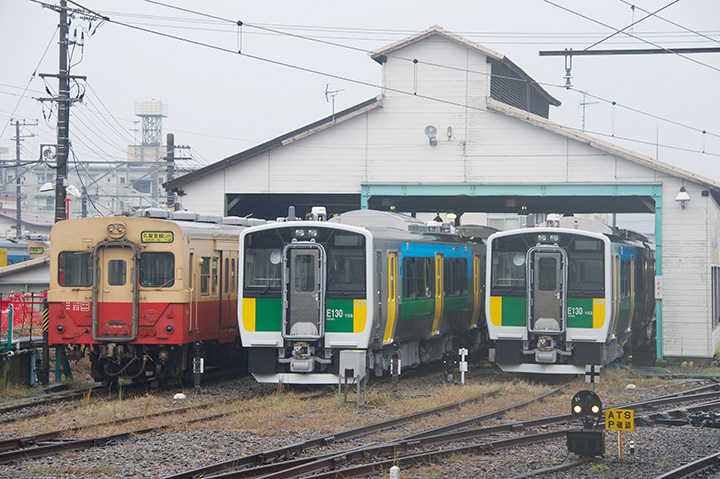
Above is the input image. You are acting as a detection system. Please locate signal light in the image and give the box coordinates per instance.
[567,390,605,457]
[571,390,603,419]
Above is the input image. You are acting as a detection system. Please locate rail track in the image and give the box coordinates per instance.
[162,382,720,479]
[656,450,720,479]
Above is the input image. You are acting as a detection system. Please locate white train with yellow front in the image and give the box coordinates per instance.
[486,217,655,374]
[239,208,487,384]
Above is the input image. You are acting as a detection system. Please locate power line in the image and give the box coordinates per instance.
[542,0,720,73]
[0,25,59,140]
[49,1,720,163]
[617,0,720,46]
[583,0,681,51]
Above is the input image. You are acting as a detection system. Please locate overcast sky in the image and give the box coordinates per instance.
[2,0,720,188]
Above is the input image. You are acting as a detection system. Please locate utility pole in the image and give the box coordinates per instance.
[55,0,70,223]
[12,120,37,238]
[166,133,175,209]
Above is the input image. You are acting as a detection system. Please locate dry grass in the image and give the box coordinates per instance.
[1,365,708,447]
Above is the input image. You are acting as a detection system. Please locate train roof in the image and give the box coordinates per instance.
[328,209,482,244]
[329,209,425,230]
[50,212,265,241]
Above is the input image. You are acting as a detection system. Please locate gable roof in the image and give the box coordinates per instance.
[487,98,720,194]
[165,96,382,192]
[369,25,560,108]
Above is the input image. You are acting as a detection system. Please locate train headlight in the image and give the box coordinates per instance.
[166,325,174,333]
[107,222,127,239]
[550,234,559,242]
[537,234,547,242]
[307,229,318,238]
[56,324,65,333]
[294,229,306,238]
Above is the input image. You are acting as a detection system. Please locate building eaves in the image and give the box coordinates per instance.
[0,254,49,277]
[487,98,720,192]
[165,96,382,192]
[369,25,560,107]
[0,209,54,227]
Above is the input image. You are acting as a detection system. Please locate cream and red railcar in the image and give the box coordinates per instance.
[486,217,655,374]
[48,209,262,383]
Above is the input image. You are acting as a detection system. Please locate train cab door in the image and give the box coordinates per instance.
[527,246,567,334]
[219,251,238,334]
[92,243,139,341]
[282,244,325,340]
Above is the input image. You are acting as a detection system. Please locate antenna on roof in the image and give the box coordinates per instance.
[325,84,344,125]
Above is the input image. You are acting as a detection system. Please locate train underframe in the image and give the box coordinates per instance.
[493,318,655,374]
[248,328,485,384]
[66,340,241,384]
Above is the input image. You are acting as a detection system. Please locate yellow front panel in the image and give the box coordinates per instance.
[489,296,503,327]
[593,298,606,329]
[242,297,256,332]
[353,299,367,333]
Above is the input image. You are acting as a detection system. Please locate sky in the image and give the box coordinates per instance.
[2,0,720,193]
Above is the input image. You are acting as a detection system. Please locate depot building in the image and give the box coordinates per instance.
[166,26,720,363]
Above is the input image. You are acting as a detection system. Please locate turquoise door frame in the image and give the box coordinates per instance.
[361,183,665,358]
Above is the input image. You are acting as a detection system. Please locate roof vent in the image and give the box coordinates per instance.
[172,211,198,222]
[197,214,221,224]
[221,216,251,226]
[140,208,171,219]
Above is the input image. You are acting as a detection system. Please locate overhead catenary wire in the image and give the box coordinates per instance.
[12,0,720,179]
[617,0,720,45]
[543,0,720,74]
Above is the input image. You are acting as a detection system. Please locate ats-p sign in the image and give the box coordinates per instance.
[605,409,634,431]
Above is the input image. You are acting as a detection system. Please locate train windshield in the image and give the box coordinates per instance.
[491,233,604,295]
[566,241,604,295]
[243,227,366,294]
[140,252,175,287]
[58,251,92,287]
[491,236,527,290]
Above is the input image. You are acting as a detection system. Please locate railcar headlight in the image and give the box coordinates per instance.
[550,234,559,242]
[56,324,65,333]
[308,229,318,238]
[537,234,547,242]
[294,229,306,238]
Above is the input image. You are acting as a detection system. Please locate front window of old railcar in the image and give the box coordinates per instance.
[58,251,92,286]
[140,252,175,287]
[327,233,366,295]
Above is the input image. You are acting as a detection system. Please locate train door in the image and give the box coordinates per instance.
[282,244,325,339]
[219,251,238,332]
[431,253,444,335]
[92,243,139,341]
[527,246,567,334]
[470,254,483,328]
[382,252,398,344]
